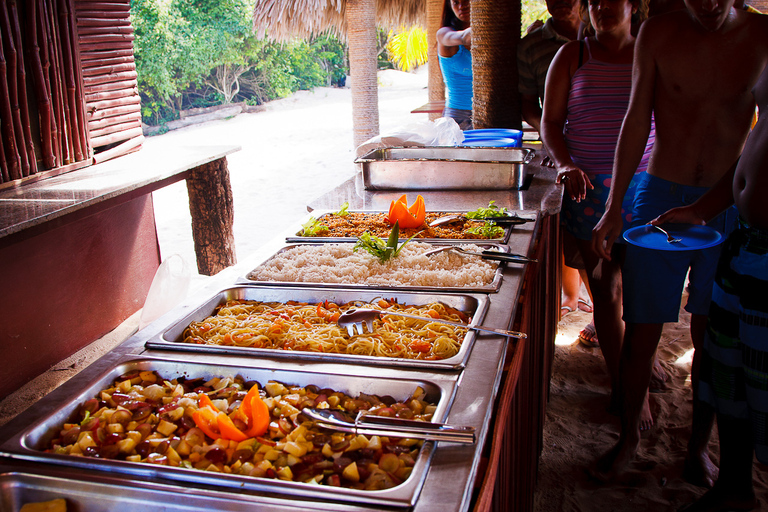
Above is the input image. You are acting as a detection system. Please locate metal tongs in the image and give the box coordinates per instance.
[337,307,527,339]
[422,245,537,264]
[429,213,536,228]
[301,407,476,444]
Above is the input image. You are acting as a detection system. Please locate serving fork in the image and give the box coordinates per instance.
[337,307,527,339]
[653,224,682,244]
[422,245,537,264]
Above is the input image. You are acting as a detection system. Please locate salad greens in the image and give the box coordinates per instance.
[353,222,419,263]
[465,200,508,219]
[334,201,350,217]
[299,217,328,236]
[467,223,505,239]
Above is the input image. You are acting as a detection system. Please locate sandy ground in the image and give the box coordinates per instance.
[538,299,768,511]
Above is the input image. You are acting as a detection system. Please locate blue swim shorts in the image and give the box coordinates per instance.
[562,172,641,241]
[699,219,768,464]
[622,173,737,324]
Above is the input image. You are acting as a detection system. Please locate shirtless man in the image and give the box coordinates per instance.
[590,0,768,483]
[652,62,768,512]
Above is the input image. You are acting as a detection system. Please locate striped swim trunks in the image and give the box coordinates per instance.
[699,218,768,464]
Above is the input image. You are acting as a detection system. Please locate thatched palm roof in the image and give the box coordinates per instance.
[252,0,425,41]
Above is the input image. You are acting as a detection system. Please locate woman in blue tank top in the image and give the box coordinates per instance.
[437,0,472,129]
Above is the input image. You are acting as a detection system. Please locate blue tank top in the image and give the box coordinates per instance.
[438,45,473,111]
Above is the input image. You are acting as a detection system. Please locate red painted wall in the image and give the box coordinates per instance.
[0,195,160,397]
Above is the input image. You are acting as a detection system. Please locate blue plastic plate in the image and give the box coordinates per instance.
[459,137,521,148]
[463,129,523,140]
[623,224,723,251]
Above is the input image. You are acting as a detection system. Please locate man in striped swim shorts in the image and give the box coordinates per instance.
[647,62,768,511]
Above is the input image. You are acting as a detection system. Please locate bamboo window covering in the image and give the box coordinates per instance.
[0,0,143,185]
[75,0,143,164]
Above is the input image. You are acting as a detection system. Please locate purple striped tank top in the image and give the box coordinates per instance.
[563,39,655,177]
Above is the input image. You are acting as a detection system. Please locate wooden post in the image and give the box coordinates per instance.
[185,158,237,276]
[427,0,444,122]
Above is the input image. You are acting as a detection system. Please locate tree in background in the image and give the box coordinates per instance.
[385,26,428,72]
[131,0,349,126]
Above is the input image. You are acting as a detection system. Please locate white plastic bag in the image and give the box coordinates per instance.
[139,254,191,330]
[355,117,465,157]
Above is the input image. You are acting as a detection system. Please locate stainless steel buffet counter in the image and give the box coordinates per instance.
[0,147,563,512]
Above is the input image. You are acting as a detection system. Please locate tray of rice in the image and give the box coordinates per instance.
[0,357,457,508]
[356,147,534,190]
[287,210,516,244]
[146,286,489,370]
[243,242,510,293]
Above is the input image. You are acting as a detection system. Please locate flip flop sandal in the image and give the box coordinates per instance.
[578,323,599,348]
[578,297,593,313]
[560,305,575,320]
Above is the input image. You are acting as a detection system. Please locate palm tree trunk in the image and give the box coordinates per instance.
[472,0,521,128]
[346,0,379,148]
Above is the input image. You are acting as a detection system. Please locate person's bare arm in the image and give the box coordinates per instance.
[591,26,656,260]
[437,26,472,49]
[521,93,543,133]
[541,42,593,202]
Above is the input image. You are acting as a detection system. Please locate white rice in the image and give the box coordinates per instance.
[247,242,498,287]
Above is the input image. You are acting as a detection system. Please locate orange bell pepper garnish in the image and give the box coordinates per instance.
[387,194,426,229]
[216,412,248,442]
[198,393,216,410]
[239,383,271,438]
[243,395,270,437]
[192,407,221,440]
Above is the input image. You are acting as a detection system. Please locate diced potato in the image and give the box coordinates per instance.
[276,466,293,480]
[126,421,138,431]
[342,461,360,482]
[282,393,301,406]
[165,406,184,422]
[286,454,301,466]
[213,438,230,450]
[166,446,182,464]
[327,395,340,407]
[367,435,382,451]
[264,449,280,461]
[125,430,142,444]
[345,435,369,452]
[283,441,307,458]
[77,431,97,451]
[265,381,288,397]
[116,437,137,454]
[118,379,132,393]
[106,423,124,435]
[205,463,221,472]
[139,371,157,383]
[240,462,255,475]
[236,439,256,452]
[322,443,334,458]
[126,454,142,462]
[212,399,228,412]
[176,439,191,456]
[156,419,178,437]
[19,498,67,512]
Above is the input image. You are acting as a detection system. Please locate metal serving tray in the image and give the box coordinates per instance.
[286,210,512,244]
[146,286,489,370]
[0,357,457,509]
[243,243,507,293]
[0,469,345,512]
[356,147,534,190]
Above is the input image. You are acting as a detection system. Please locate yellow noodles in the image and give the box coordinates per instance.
[182,299,470,360]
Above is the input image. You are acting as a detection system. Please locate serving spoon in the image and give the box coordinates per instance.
[429,214,535,228]
[422,245,537,264]
[301,407,476,444]
[337,307,527,339]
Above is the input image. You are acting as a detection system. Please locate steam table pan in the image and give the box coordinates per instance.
[286,209,514,245]
[0,357,457,509]
[146,285,489,371]
[356,146,534,190]
[243,243,509,294]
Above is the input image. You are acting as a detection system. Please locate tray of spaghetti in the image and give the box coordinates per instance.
[146,286,489,370]
[243,242,508,293]
[287,210,513,244]
[0,357,457,508]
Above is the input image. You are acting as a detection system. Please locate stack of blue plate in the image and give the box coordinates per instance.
[461,129,523,148]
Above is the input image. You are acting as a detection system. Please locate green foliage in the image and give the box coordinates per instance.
[131,0,350,126]
[521,0,550,36]
[386,26,428,72]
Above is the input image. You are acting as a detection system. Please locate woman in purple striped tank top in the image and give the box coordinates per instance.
[541,0,656,429]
